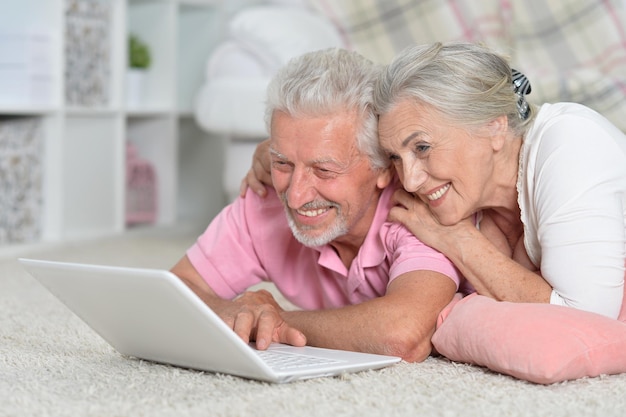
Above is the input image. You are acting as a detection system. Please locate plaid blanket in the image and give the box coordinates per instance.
[305,0,626,131]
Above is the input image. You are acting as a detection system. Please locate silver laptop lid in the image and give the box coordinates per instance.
[19,258,277,381]
[19,258,401,383]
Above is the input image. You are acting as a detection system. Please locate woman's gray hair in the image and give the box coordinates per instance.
[265,48,388,169]
[373,42,536,137]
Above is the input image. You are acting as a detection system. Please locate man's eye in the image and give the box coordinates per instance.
[415,144,431,154]
[315,167,337,178]
[272,160,291,171]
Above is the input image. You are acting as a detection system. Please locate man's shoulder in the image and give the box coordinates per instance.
[235,186,292,236]
[240,186,285,211]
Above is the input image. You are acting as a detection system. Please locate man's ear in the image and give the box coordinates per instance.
[487,115,509,152]
[376,165,394,189]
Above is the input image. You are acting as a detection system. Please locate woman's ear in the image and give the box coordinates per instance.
[376,165,395,189]
[487,115,509,151]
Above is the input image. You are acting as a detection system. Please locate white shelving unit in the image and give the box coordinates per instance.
[0,0,226,247]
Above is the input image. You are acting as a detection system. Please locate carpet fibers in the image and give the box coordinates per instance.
[2,227,626,417]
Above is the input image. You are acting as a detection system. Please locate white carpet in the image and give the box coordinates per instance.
[2,226,626,417]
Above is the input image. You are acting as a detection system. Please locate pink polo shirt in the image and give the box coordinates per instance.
[187,183,462,310]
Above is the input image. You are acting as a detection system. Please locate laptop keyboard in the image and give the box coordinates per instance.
[257,349,343,371]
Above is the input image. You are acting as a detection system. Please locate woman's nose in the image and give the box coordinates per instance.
[401,161,428,193]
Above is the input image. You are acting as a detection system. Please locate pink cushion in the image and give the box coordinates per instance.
[432,293,626,384]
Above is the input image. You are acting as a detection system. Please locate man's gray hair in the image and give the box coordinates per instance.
[373,42,536,137]
[265,48,388,169]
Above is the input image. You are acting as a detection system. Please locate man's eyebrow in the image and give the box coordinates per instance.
[312,157,353,172]
[313,157,339,165]
[269,148,286,159]
[270,147,347,169]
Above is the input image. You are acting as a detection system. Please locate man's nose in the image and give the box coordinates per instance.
[286,168,315,208]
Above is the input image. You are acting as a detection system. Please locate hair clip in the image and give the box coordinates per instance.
[512,69,531,95]
[511,68,531,120]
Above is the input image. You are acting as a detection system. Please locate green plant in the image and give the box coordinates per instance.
[129,34,151,69]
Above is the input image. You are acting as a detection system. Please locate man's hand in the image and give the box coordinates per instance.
[239,138,273,198]
[171,256,306,350]
[222,289,306,350]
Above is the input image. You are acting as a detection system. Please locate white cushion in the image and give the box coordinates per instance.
[228,5,345,73]
[195,5,344,137]
[194,77,269,137]
[206,41,267,78]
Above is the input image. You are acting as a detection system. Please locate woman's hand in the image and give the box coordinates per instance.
[390,189,552,303]
[239,138,273,198]
[388,189,475,254]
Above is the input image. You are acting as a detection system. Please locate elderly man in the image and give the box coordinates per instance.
[171,48,461,362]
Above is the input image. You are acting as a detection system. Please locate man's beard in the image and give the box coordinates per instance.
[281,198,348,247]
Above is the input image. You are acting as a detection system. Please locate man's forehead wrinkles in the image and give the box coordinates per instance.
[270,145,348,167]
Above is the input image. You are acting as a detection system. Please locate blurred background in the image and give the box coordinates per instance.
[1,0,624,254]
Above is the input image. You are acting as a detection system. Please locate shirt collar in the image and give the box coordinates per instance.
[314,177,399,274]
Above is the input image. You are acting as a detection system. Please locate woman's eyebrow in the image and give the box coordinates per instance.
[402,131,424,147]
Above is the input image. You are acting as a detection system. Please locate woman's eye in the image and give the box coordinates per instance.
[385,153,401,168]
[415,143,431,155]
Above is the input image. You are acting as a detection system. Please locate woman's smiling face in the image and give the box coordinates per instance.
[378,99,497,225]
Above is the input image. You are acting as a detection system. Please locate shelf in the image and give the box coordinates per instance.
[0,105,57,115]
[125,108,173,117]
[1,0,225,247]
[178,0,223,5]
[65,107,123,116]
[0,2,62,109]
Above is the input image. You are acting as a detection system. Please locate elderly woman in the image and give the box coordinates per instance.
[373,42,626,319]
[242,42,626,319]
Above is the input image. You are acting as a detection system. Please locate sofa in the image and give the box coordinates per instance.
[194,0,626,199]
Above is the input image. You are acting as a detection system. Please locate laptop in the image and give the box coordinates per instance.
[18,258,401,383]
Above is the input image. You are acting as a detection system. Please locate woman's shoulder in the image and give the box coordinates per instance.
[525,102,626,154]
[531,102,623,136]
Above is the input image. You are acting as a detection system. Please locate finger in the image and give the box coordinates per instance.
[388,205,408,223]
[246,170,266,197]
[239,174,250,198]
[255,310,281,350]
[251,161,272,191]
[222,314,235,330]
[392,188,414,208]
[239,169,267,198]
[232,310,255,345]
[280,326,307,347]
[250,164,269,196]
